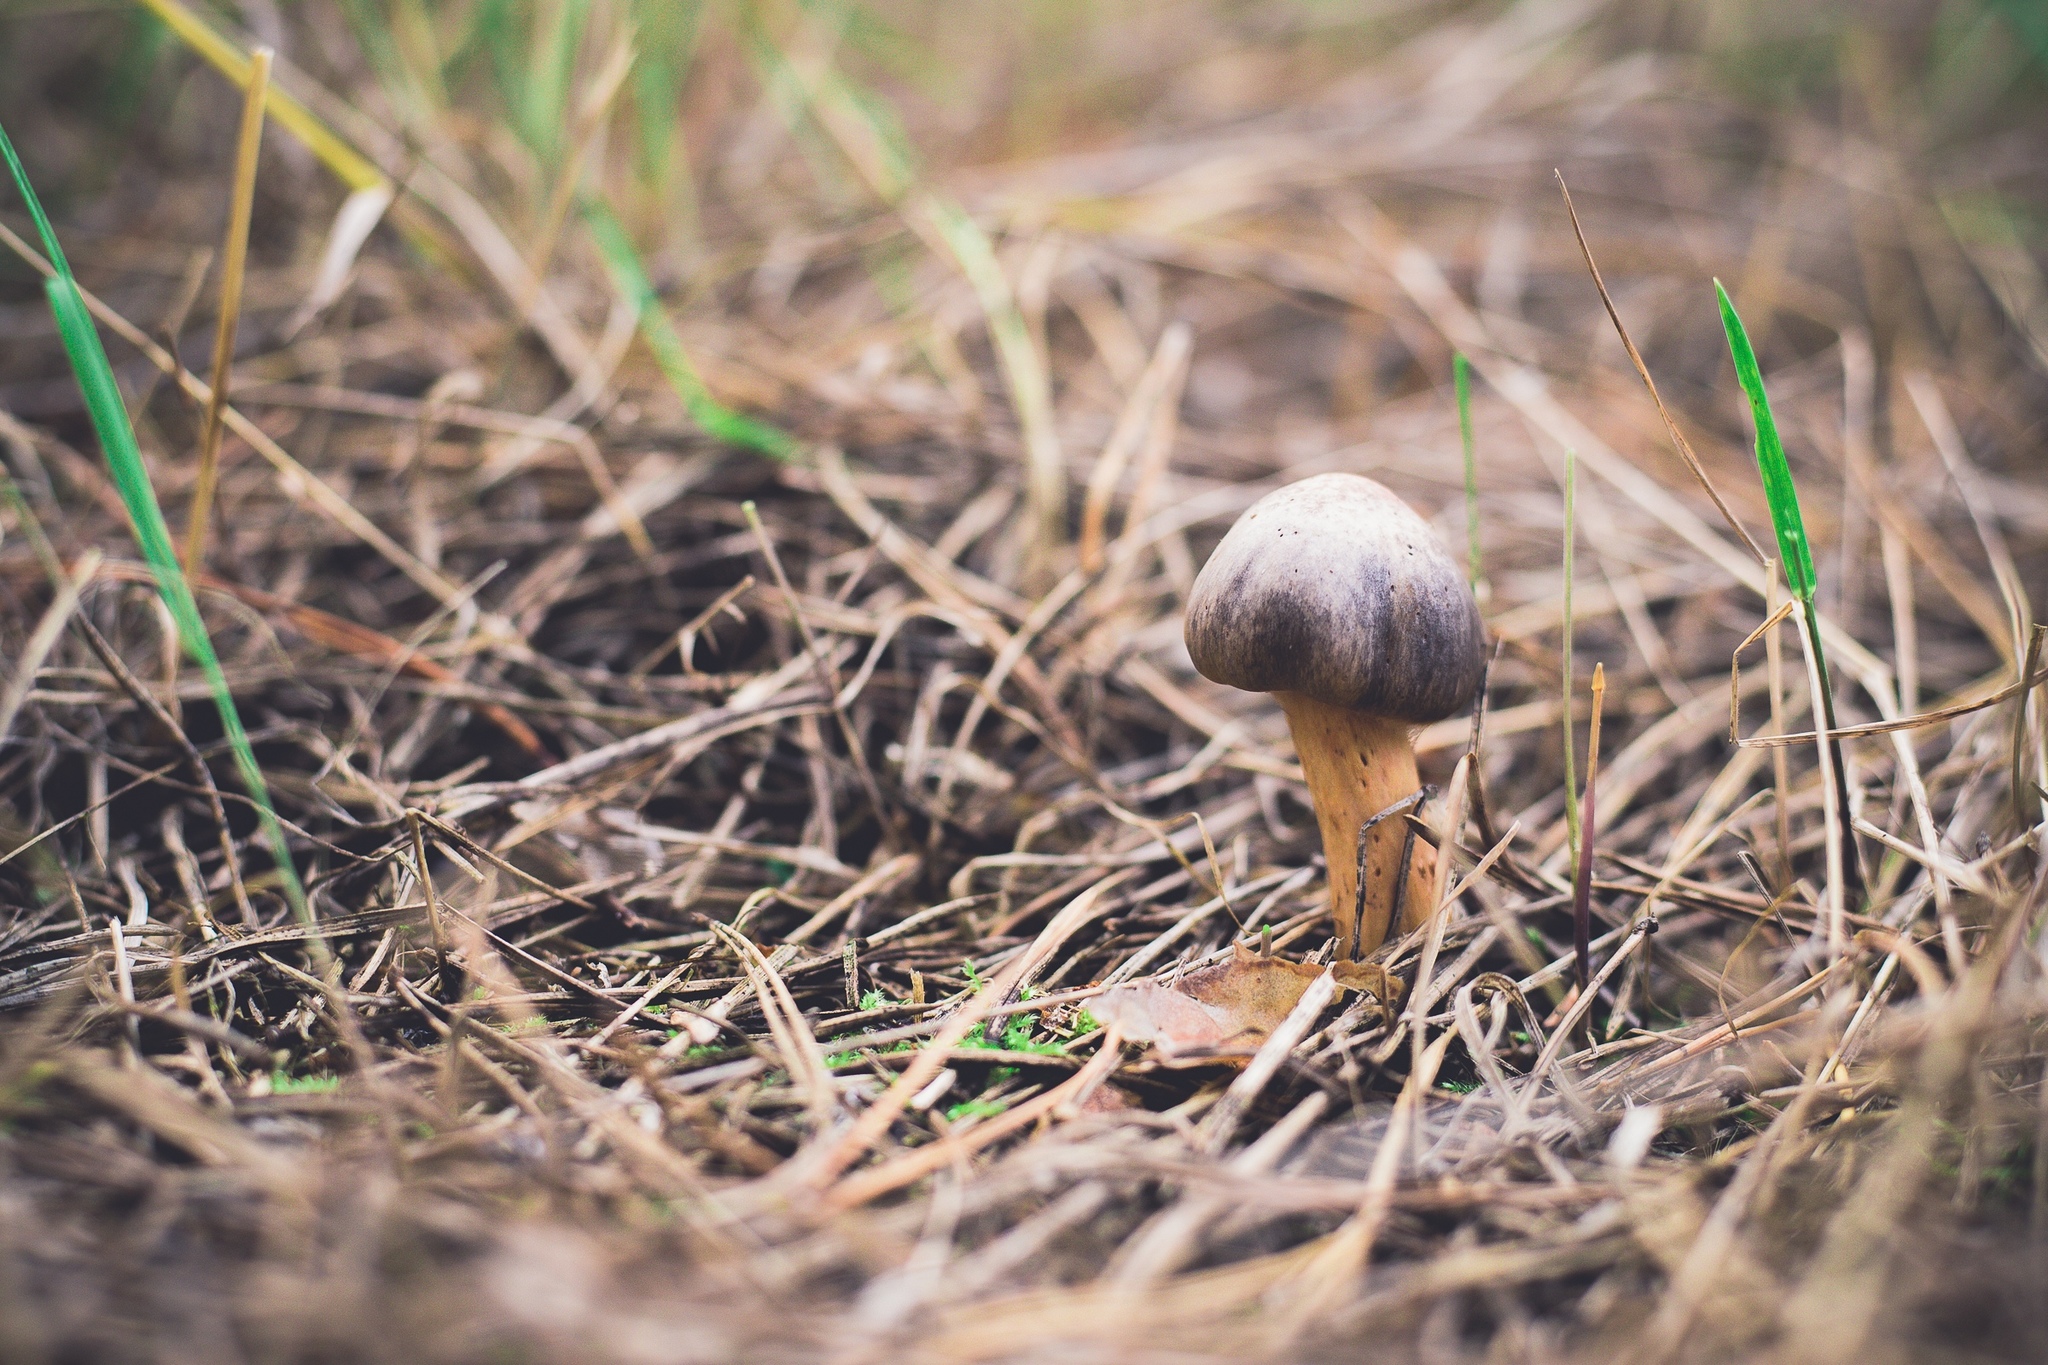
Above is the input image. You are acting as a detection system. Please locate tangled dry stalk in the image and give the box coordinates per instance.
[2,1,2047,1360]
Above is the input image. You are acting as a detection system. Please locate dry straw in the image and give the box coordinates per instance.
[0,3,2043,1361]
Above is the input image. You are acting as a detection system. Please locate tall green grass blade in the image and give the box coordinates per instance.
[630,0,700,189]
[630,31,676,188]
[50,280,308,918]
[1,118,310,925]
[467,0,527,107]
[582,200,797,461]
[103,8,174,131]
[1715,279,1818,605]
[390,0,456,113]
[1572,663,1604,995]
[0,129,72,278]
[524,0,591,161]
[1716,277,1831,691]
[1454,351,1480,591]
[1715,279,1863,903]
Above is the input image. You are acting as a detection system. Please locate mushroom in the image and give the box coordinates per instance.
[1184,472,1484,960]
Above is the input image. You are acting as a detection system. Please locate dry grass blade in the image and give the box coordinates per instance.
[0,219,464,602]
[740,499,892,836]
[1572,662,1605,992]
[0,548,99,745]
[133,0,384,193]
[1740,661,2048,747]
[1080,322,1192,572]
[1557,170,1769,567]
[182,46,269,578]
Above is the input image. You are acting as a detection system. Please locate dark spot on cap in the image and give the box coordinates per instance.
[1183,472,1485,723]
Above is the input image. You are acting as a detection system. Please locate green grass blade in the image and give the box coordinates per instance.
[1,117,310,925]
[1561,447,1579,865]
[582,199,796,461]
[1715,279,1817,604]
[1716,277,1838,694]
[101,8,174,131]
[1992,0,2048,75]
[1716,278,1863,904]
[466,0,527,106]
[1454,351,1480,591]
[0,123,72,277]
[630,0,700,188]
[524,0,591,160]
[336,0,414,113]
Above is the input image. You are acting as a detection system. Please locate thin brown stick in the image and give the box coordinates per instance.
[1739,662,2048,747]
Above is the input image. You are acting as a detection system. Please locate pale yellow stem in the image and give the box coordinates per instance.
[1276,693,1433,961]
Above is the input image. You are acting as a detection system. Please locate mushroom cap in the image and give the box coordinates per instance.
[1183,472,1484,723]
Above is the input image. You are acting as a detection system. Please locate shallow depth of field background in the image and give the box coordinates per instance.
[2,2,2048,1362]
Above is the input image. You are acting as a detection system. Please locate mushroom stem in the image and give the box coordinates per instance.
[1276,692,1436,960]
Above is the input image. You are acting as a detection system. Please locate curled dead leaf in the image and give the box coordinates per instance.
[1094,942,1404,1066]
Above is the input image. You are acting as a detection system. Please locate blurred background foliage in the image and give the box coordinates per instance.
[0,0,2044,496]
[7,1,2048,276]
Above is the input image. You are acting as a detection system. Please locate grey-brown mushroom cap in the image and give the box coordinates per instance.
[1183,472,1485,723]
